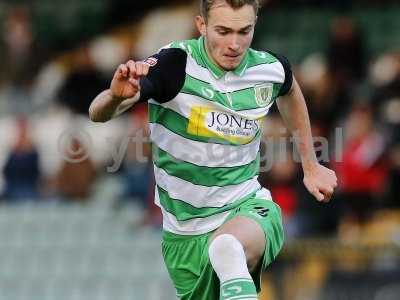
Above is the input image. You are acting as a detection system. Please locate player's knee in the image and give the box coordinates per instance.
[247,254,261,273]
[208,234,245,270]
[245,240,265,273]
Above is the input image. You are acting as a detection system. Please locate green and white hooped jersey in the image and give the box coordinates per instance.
[139,37,293,235]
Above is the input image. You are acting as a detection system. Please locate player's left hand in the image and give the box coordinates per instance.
[303,163,337,203]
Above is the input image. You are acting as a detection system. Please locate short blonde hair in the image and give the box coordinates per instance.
[200,0,259,21]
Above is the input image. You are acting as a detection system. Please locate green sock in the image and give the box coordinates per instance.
[220,278,258,300]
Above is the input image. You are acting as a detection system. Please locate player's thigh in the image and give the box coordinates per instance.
[162,232,215,299]
[235,198,285,270]
[210,215,266,272]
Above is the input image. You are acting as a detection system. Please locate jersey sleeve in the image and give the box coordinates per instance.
[274,53,293,97]
[265,50,293,97]
[139,47,187,103]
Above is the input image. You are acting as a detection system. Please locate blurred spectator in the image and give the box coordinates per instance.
[297,52,349,137]
[298,64,346,136]
[1,116,41,202]
[57,45,108,115]
[327,16,366,83]
[333,103,389,223]
[0,6,49,116]
[371,53,400,136]
[302,16,366,135]
[55,136,96,201]
[0,6,42,87]
[370,53,400,207]
[119,146,153,209]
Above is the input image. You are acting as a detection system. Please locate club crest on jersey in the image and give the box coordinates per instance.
[254,83,273,107]
[144,57,158,67]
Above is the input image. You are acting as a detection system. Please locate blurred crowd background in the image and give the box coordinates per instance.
[0,0,399,299]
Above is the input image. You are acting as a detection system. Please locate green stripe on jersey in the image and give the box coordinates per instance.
[157,185,257,221]
[182,74,282,111]
[152,145,260,187]
[247,48,278,68]
[149,103,261,146]
[170,39,207,69]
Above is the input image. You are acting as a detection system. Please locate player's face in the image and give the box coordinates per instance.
[196,2,256,71]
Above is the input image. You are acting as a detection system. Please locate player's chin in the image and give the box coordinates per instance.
[221,59,240,70]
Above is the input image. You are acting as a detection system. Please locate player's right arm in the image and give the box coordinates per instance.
[89,47,187,123]
[89,60,149,123]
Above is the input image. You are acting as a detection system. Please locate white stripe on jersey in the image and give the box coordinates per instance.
[155,187,273,235]
[149,123,260,168]
[154,164,261,208]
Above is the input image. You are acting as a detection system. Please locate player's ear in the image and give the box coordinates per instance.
[195,15,206,36]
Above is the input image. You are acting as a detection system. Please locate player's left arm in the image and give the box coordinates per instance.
[276,76,338,203]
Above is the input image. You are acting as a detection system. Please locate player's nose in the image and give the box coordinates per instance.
[228,36,240,52]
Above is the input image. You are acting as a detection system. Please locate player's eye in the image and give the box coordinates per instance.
[217,30,229,35]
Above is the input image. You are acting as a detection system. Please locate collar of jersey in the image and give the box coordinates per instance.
[198,36,249,79]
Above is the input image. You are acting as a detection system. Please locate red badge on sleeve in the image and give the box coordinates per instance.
[144,57,158,67]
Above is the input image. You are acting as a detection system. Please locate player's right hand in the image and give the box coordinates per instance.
[110,60,150,100]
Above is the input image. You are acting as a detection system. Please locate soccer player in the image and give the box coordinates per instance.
[89,0,337,299]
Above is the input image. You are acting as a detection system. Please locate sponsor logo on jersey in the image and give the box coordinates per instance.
[144,57,158,67]
[254,83,273,107]
[187,106,261,144]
